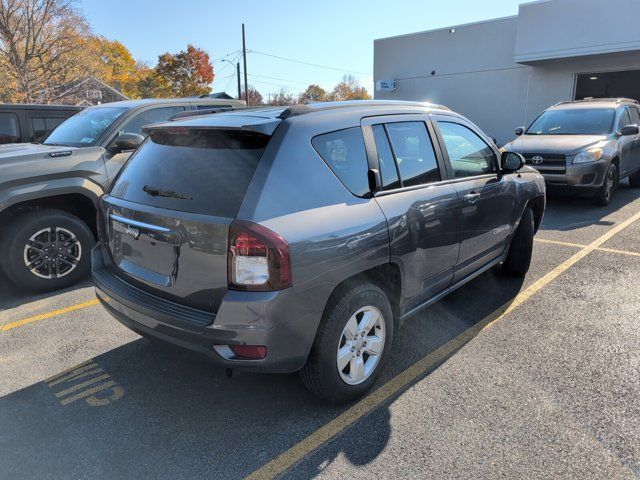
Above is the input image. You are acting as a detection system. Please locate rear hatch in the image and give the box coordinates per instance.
[98,115,279,312]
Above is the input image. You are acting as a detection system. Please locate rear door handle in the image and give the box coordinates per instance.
[464,192,481,204]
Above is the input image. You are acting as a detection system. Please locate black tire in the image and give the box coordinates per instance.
[0,209,94,292]
[629,170,640,188]
[503,207,534,277]
[300,282,394,404]
[594,162,618,206]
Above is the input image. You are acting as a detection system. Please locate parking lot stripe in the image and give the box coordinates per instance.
[0,298,99,333]
[535,238,584,248]
[535,238,640,258]
[595,246,640,257]
[246,209,640,480]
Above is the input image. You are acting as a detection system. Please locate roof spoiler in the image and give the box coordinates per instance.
[170,107,236,121]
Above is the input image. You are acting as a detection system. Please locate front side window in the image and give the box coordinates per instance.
[118,106,186,137]
[526,108,615,135]
[438,122,496,178]
[385,122,440,187]
[312,127,370,196]
[45,106,128,147]
[618,108,632,130]
[629,107,640,125]
[0,112,20,144]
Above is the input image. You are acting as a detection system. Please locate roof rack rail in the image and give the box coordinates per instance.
[554,97,639,106]
[276,100,451,119]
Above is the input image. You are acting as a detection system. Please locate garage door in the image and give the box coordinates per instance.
[575,70,640,102]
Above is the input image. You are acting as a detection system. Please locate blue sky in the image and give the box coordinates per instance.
[80,0,523,99]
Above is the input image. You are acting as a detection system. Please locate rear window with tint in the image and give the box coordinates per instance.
[110,129,268,217]
[312,127,370,196]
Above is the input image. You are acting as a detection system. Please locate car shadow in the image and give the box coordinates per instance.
[0,268,524,480]
[0,271,93,312]
[541,181,639,232]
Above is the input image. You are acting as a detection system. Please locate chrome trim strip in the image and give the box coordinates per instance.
[110,214,171,232]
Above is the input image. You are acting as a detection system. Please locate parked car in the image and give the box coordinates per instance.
[505,98,640,206]
[92,100,546,402]
[0,97,245,292]
[0,104,82,144]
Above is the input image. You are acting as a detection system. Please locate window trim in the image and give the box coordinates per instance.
[431,115,500,180]
[361,114,449,196]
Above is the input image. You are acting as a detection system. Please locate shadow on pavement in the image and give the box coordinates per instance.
[0,271,92,312]
[541,181,639,232]
[0,268,525,480]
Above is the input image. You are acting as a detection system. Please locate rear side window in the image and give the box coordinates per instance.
[0,112,20,144]
[110,129,268,217]
[312,127,370,196]
[385,122,440,187]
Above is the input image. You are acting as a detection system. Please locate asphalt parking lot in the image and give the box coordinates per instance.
[2,184,640,480]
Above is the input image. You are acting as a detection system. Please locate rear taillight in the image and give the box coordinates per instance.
[228,220,291,291]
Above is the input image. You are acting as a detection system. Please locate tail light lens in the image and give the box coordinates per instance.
[228,220,291,291]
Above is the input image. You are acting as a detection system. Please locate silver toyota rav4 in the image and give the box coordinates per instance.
[92,101,545,402]
[505,98,640,206]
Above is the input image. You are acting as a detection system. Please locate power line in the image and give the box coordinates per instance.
[248,73,313,86]
[212,50,242,64]
[248,50,372,76]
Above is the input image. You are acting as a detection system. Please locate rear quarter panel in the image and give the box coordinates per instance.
[237,115,390,353]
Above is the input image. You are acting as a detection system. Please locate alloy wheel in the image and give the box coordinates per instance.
[336,306,386,385]
[23,227,82,279]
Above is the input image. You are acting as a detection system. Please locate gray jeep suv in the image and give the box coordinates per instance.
[92,100,546,402]
[505,98,640,205]
[0,97,243,291]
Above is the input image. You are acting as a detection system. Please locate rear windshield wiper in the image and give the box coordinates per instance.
[143,185,193,200]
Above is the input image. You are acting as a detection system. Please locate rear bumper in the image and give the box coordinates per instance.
[540,160,608,190]
[91,246,312,373]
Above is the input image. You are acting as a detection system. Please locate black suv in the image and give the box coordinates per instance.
[93,101,546,402]
[0,104,82,144]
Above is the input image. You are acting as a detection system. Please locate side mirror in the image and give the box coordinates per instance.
[515,126,524,136]
[621,124,639,136]
[367,168,382,193]
[501,151,525,172]
[110,132,144,153]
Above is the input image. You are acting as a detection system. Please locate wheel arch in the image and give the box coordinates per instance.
[321,262,402,327]
[0,191,99,239]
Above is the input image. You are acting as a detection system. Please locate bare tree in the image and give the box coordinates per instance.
[269,88,295,106]
[0,0,89,102]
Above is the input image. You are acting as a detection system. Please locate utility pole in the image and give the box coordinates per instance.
[242,24,249,105]
[236,62,241,100]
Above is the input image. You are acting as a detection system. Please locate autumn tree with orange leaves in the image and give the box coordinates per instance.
[153,45,214,98]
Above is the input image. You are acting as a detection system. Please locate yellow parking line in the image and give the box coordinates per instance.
[535,238,585,248]
[246,208,640,480]
[0,298,100,333]
[596,246,640,257]
[535,237,640,257]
